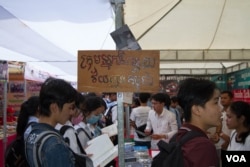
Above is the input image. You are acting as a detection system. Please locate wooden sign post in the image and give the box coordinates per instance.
[78,50,159,92]
[77,50,159,166]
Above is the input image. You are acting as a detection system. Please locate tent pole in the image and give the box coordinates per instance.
[111,0,125,166]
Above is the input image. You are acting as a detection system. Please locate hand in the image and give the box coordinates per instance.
[130,120,136,128]
[87,154,93,157]
[210,133,220,143]
[220,133,230,150]
[144,129,152,136]
[151,134,167,140]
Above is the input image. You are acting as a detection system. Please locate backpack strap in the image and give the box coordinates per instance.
[59,125,72,145]
[32,131,61,167]
[76,127,92,140]
[157,128,204,154]
[104,104,117,116]
[60,125,86,154]
[75,132,86,154]
[179,130,203,146]
[59,125,71,136]
[170,127,204,146]
[25,121,37,131]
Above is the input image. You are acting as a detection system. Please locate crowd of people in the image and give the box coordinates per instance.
[5,77,250,167]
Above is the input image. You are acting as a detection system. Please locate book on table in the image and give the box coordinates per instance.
[85,134,118,167]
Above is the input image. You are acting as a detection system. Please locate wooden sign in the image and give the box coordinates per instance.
[77,50,159,92]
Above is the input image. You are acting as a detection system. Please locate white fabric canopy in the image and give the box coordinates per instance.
[125,0,250,49]
[0,0,116,81]
[124,0,250,74]
[1,0,250,77]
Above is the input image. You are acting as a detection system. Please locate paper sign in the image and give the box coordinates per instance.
[122,92,133,104]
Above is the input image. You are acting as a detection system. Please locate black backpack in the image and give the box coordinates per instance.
[5,135,29,167]
[5,122,35,167]
[59,125,86,154]
[151,130,203,167]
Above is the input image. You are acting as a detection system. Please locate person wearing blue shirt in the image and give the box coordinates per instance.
[169,96,182,129]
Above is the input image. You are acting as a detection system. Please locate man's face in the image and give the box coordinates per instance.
[151,99,164,114]
[56,102,75,125]
[110,94,117,101]
[220,93,233,108]
[199,89,222,129]
[170,101,177,108]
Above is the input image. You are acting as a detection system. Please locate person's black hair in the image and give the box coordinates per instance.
[151,93,167,104]
[39,77,77,117]
[164,93,171,110]
[171,96,178,103]
[139,92,151,103]
[81,96,104,117]
[75,92,86,110]
[86,92,97,97]
[177,78,218,122]
[101,98,107,111]
[133,97,140,108]
[16,96,39,137]
[107,92,117,96]
[221,90,234,99]
[229,101,250,144]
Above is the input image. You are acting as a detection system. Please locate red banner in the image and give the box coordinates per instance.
[233,89,250,103]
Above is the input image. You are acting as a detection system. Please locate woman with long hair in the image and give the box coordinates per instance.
[226,101,250,150]
[16,96,39,138]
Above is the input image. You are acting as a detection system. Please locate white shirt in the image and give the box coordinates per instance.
[55,121,82,154]
[227,130,250,151]
[104,102,118,125]
[111,105,118,124]
[207,111,232,149]
[74,122,93,149]
[24,116,39,140]
[130,106,151,142]
[146,108,178,149]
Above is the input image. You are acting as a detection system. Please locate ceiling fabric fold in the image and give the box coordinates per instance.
[124,0,250,75]
[0,0,116,81]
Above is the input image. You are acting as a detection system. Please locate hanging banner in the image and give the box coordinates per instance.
[233,89,250,103]
[7,81,25,112]
[77,50,159,92]
[24,63,55,82]
[26,81,42,98]
[227,69,250,90]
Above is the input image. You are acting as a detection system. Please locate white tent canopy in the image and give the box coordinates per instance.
[0,0,116,81]
[1,0,250,78]
[124,0,250,75]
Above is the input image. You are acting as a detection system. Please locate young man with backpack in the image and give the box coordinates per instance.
[176,78,221,167]
[152,78,221,167]
[25,77,90,167]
